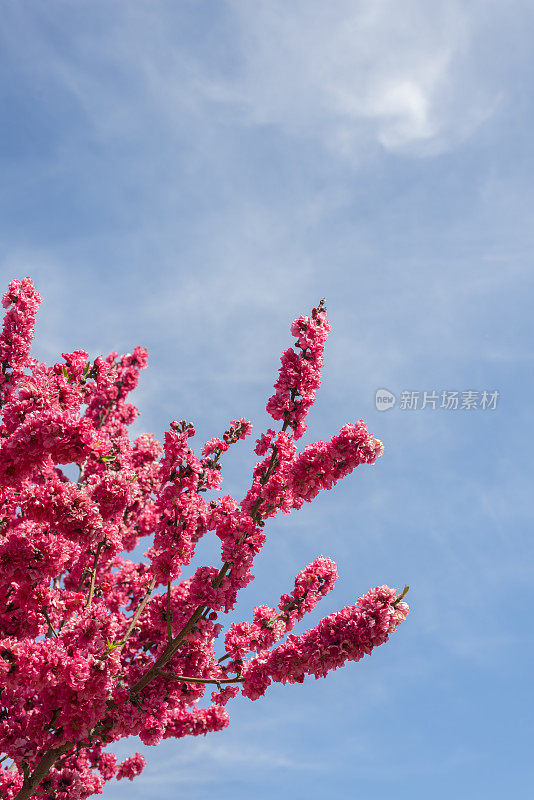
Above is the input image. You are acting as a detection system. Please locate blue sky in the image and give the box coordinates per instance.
[1,2,533,798]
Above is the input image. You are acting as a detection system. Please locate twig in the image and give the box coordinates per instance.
[85,541,105,608]
[100,576,157,658]
[155,669,243,685]
[41,608,58,639]
[166,582,172,643]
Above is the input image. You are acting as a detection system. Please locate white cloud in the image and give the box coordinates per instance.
[217,0,499,159]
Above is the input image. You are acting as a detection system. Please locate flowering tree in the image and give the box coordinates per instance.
[0,277,409,800]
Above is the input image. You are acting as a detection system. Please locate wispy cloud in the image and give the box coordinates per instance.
[143,738,319,785]
[219,0,499,159]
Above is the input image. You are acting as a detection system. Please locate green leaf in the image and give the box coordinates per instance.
[106,637,125,652]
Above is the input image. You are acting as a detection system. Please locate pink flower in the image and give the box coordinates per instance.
[116,752,146,781]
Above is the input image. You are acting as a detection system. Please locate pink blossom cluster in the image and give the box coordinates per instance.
[0,277,42,406]
[266,300,331,438]
[242,585,409,699]
[0,278,408,800]
[115,751,146,781]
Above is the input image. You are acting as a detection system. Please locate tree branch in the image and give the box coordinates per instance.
[12,743,74,800]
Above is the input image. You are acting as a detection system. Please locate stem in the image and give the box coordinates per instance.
[166,582,172,643]
[85,541,105,608]
[41,609,58,639]
[155,669,242,685]
[98,576,157,658]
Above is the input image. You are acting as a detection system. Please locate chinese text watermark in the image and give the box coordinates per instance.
[375,389,499,412]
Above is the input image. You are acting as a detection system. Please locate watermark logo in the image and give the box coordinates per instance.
[375,388,396,411]
[374,389,499,411]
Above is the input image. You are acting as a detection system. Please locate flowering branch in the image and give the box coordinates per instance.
[0,279,409,800]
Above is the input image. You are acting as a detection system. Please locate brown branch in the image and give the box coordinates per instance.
[155,669,243,685]
[12,742,74,800]
[127,602,206,697]
[166,582,172,643]
[76,462,86,487]
[120,576,157,647]
[84,540,105,608]
[41,608,58,639]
